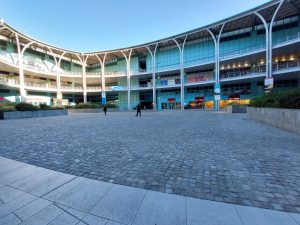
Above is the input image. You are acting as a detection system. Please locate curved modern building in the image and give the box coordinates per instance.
[0,0,300,110]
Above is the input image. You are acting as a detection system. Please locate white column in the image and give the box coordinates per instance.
[254,11,269,79]
[95,53,107,104]
[121,49,133,110]
[15,34,26,101]
[174,36,187,110]
[269,0,284,78]
[82,64,87,103]
[146,44,158,110]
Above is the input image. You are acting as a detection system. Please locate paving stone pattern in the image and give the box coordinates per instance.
[0,111,300,213]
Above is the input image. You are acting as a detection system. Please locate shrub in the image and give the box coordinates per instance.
[15,103,38,111]
[74,102,99,109]
[0,105,16,112]
[250,88,300,109]
[39,103,51,110]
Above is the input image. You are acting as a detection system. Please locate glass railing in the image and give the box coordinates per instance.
[25,82,57,89]
[220,67,266,80]
[155,63,180,72]
[86,72,101,76]
[273,32,300,46]
[61,86,83,91]
[0,77,19,86]
[184,56,215,67]
[105,71,126,76]
[86,86,102,90]
[220,43,266,60]
[272,60,300,71]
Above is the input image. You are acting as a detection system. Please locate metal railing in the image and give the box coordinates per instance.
[86,86,102,90]
[220,43,266,60]
[273,32,300,46]
[25,82,57,89]
[0,77,19,86]
[60,86,83,90]
[272,60,300,71]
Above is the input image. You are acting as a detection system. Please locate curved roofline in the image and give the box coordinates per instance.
[1,0,279,56]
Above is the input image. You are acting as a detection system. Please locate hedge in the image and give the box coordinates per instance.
[74,102,99,109]
[15,103,39,111]
[250,88,300,109]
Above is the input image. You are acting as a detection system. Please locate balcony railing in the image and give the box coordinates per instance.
[105,71,126,76]
[0,77,19,86]
[220,43,266,60]
[86,86,102,90]
[273,32,300,46]
[86,72,101,76]
[60,86,83,91]
[25,82,57,89]
[273,60,300,72]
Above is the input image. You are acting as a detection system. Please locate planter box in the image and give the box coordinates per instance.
[226,105,247,113]
[68,108,101,113]
[0,109,68,120]
[247,107,300,135]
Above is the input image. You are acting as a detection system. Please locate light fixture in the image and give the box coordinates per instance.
[290,56,295,61]
[245,63,249,67]
[260,61,264,65]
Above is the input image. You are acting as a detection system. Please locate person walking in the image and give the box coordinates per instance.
[103,105,107,115]
[135,103,141,117]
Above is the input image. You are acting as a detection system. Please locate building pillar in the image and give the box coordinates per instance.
[121,49,133,110]
[82,64,87,103]
[207,24,225,110]
[269,0,284,78]
[15,34,26,102]
[146,44,158,110]
[174,36,188,110]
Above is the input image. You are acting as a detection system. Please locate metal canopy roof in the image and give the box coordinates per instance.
[0,0,299,65]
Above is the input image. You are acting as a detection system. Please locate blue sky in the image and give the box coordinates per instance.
[0,0,269,52]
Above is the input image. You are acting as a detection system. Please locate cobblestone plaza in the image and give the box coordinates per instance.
[0,111,300,213]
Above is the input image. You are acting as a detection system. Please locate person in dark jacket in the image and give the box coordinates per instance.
[103,105,107,115]
[135,103,141,117]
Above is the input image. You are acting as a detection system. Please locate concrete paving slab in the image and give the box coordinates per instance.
[0,193,37,219]
[186,197,242,225]
[0,185,15,195]
[32,173,75,197]
[235,205,299,225]
[132,191,186,225]
[290,213,300,224]
[0,160,28,175]
[0,189,26,203]
[0,213,22,225]
[106,221,124,225]
[10,169,70,196]
[54,203,87,220]
[78,214,108,225]
[47,211,80,225]
[55,178,112,212]
[20,204,64,225]
[0,165,42,186]
[90,184,146,225]
[14,198,52,221]
[43,177,84,201]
